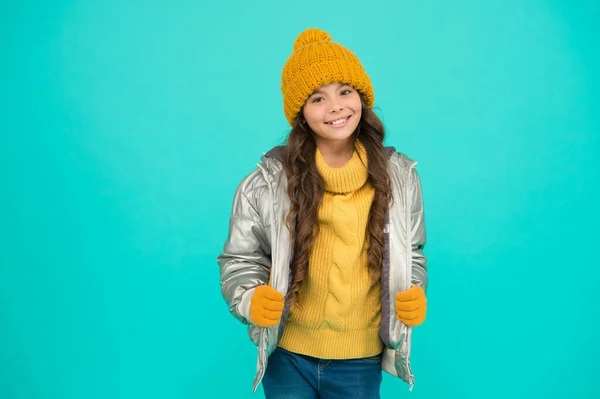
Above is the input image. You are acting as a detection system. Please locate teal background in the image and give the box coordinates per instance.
[1,0,599,398]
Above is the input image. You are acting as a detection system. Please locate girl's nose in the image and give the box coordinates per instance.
[329,104,343,113]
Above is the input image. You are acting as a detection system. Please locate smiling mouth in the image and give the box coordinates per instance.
[325,115,351,126]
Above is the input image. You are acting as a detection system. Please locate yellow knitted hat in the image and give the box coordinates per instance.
[281,28,375,126]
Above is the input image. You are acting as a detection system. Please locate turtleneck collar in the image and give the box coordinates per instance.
[315,140,369,194]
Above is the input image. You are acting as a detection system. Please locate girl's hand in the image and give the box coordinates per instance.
[249,285,285,327]
[395,286,427,327]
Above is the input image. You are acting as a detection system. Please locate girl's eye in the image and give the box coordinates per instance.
[311,97,324,103]
[341,89,352,95]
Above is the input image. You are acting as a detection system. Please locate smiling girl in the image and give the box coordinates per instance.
[218,28,428,398]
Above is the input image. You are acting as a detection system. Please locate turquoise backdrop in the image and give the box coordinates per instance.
[2,0,599,398]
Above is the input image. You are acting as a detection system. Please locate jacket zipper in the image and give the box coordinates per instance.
[252,160,277,393]
[405,162,417,390]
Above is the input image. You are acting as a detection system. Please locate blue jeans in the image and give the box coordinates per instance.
[262,347,382,399]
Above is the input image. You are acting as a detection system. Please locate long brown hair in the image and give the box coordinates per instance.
[283,97,392,308]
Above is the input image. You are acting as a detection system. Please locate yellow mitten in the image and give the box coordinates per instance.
[396,286,427,327]
[249,285,285,327]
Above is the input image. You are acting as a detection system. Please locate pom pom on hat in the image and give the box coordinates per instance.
[293,28,332,50]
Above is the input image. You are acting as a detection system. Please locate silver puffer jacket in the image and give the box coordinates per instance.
[217,145,428,393]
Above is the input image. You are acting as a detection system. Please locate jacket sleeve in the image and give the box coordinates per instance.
[217,176,272,325]
[410,167,428,293]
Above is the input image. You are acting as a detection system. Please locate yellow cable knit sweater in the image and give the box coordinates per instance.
[278,141,383,359]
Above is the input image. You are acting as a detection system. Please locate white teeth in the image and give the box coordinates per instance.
[328,117,348,125]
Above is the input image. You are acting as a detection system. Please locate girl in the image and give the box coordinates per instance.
[218,28,428,399]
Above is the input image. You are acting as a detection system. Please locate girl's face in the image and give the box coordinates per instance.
[302,83,362,147]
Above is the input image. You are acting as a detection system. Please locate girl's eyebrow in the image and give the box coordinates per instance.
[311,83,346,96]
